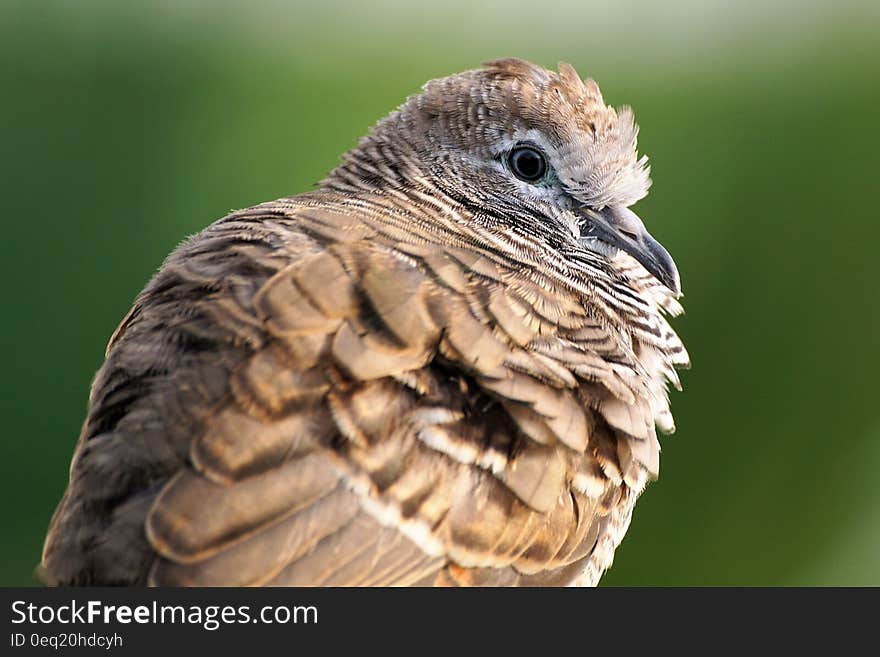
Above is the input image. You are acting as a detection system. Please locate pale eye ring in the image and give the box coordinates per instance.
[507,145,547,183]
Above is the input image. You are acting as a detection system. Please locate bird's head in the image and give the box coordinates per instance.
[330,58,680,296]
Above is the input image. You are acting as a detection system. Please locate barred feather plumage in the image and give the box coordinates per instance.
[42,59,688,587]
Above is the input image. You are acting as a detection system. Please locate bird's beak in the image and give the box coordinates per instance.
[579,205,681,297]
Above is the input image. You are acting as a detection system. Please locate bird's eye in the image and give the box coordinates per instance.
[507,145,547,183]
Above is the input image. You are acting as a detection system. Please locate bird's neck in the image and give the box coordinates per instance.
[320,106,431,196]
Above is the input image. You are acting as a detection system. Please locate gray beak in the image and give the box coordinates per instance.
[579,205,681,297]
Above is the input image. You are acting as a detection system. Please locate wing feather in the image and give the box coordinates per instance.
[44,198,677,587]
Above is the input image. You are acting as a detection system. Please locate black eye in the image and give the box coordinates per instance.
[507,145,547,183]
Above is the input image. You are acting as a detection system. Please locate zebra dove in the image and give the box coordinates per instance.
[42,58,689,586]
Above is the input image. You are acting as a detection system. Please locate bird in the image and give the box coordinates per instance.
[41,58,689,587]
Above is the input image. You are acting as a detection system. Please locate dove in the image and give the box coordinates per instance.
[42,59,688,586]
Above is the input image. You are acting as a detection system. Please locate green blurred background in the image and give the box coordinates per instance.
[2,0,878,586]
